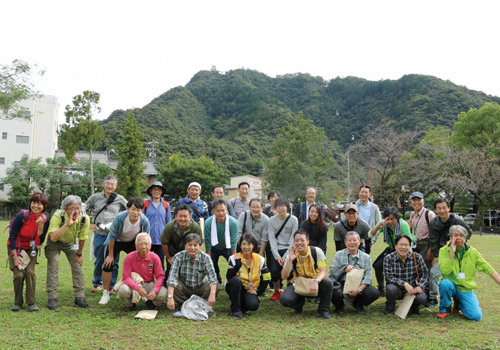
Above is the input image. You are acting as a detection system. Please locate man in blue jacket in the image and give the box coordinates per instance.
[293,187,325,227]
[99,198,150,305]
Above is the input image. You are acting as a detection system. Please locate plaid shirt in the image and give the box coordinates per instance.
[383,251,428,289]
[167,250,218,289]
[330,248,373,285]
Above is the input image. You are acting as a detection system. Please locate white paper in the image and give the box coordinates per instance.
[134,310,158,320]
[395,294,416,319]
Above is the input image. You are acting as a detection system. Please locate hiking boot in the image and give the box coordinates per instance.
[28,304,39,312]
[355,305,366,315]
[294,306,303,314]
[232,311,244,319]
[318,310,332,319]
[11,304,22,312]
[411,306,421,315]
[334,308,344,316]
[383,307,394,315]
[74,297,88,308]
[425,298,438,308]
[124,304,136,312]
[270,290,281,301]
[48,298,58,310]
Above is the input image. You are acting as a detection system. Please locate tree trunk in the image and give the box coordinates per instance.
[90,149,95,195]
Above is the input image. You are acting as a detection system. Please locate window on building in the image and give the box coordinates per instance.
[16,135,29,144]
[1,132,6,139]
[0,157,5,164]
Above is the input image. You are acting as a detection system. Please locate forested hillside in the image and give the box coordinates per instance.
[97,69,500,175]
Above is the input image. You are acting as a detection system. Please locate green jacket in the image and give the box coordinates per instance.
[438,243,495,292]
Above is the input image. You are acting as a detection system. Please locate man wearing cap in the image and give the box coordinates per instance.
[85,175,128,292]
[293,186,326,227]
[144,181,171,270]
[228,182,251,219]
[208,185,235,217]
[176,182,209,224]
[354,185,381,254]
[333,204,370,252]
[408,191,437,306]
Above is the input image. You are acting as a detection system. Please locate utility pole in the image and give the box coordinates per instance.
[146,140,159,163]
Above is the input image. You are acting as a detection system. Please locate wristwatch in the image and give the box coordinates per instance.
[167,295,174,299]
[357,288,363,294]
[75,253,82,257]
[313,278,320,283]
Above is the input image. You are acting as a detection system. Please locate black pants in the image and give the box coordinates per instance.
[103,241,135,272]
[151,244,165,271]
[225,276,267,313]
[373,247,393,291]
[331,282,380,310]
[280,277,333,313]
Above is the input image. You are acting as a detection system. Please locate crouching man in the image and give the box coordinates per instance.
[116,233,167,312]
[279,230,333,319]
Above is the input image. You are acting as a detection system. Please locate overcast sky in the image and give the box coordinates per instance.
[2,0,499,122]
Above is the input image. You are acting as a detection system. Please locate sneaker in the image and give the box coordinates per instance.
[334,308,344,316]
[270,290,281,301]
[355,305,366,315]
[318,310,332,319]
[437,306,451,319]
[74,297,88,308]
[146,300,158,310]
[383,307,394,315]
[99,290,110,305]
[124,304,136,312]
[425,298,438,308]
[294,306,303,314]
[91,285,102,292]
[11,304,22,312]
[232,311,244,319]
[411,306,421,315]
[28,304,39,312]
[47,298,58,310]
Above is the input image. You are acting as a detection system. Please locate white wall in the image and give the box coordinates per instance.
[0,95,59,200]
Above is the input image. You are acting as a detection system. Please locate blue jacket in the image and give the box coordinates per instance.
[176,196,209,223]
[293,201,325,227]
[144,197,171,245]
[105,211,150,244]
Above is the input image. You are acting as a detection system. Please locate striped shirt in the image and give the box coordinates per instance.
[330,248,373,285]
[383,251,428,290]
[167,250,218,289]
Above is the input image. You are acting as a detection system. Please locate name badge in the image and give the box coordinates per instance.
[30,249,37,257]
[457,273,465,279]
[71,243,79,251]
[30,240,36,247]
[248,282,254,288]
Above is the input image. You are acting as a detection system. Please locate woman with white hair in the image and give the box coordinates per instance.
[437,225,500,321]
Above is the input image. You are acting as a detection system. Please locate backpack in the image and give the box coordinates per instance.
[4,210,30,234]
[144,199,169,220]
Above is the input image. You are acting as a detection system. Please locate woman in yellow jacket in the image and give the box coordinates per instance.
[226,233,271,319]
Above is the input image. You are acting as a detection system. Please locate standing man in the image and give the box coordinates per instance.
[293,186,325,227]
[228,182,251,219]
[408,191,436,306]
[45,195,90,310]
[428,198,472,309]
[238,198,269,256]
[208,185,235,217]
[355,185,381,254]
[144,181,171,269]
[85,175,127,292]
[333,204,370,252]
[204,199,239,284]
[176,182,209,225]
[99,198,150,305]
[161,204,202,277]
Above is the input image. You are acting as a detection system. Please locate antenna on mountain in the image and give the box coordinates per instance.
[146,140,159,163]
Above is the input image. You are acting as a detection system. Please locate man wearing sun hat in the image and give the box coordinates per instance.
[176,182,209,225]
[144,181,171,270]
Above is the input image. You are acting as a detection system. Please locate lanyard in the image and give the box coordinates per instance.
[412,209,424,232]
[242,254,254,285]
[454,248,465,272]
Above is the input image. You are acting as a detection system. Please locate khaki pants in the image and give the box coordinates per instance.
[117,282,167,307]
[173,279,218,310]
[9,249,38,306]
[45,239,85,299]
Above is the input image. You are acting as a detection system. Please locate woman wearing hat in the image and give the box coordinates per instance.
[437,225,500,321]
[145,181,171,270]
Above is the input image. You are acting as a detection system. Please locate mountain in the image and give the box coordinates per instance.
[97,69,500,175]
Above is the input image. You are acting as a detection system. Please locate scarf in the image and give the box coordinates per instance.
[211,216,231,249]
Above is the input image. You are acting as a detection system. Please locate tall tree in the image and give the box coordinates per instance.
[264,112,335,201]
[59,90,104,195]
[159,153,230,202]
[116,111,146,198]
[0,59,44,119]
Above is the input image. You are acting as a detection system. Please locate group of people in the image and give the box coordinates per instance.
[7,178,500,322]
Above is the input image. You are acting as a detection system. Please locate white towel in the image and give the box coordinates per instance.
[211,217,231,249]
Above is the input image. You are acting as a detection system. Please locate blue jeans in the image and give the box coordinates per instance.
[210,246,232,283]
[92,233,119,288]
[439,279,482,321]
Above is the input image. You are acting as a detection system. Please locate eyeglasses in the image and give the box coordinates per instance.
[136,242,150,247]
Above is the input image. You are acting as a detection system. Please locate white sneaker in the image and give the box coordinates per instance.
[99,290,110,305]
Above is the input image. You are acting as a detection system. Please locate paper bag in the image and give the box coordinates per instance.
[343,268,364,294]
[395,294,416,319]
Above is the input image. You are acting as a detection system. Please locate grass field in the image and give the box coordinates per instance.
[1,221,499,350]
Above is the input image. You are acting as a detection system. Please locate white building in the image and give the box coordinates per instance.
[0,95,59,200]
[225,174,263,200]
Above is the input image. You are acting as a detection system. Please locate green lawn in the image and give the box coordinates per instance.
[1,221,500,350]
